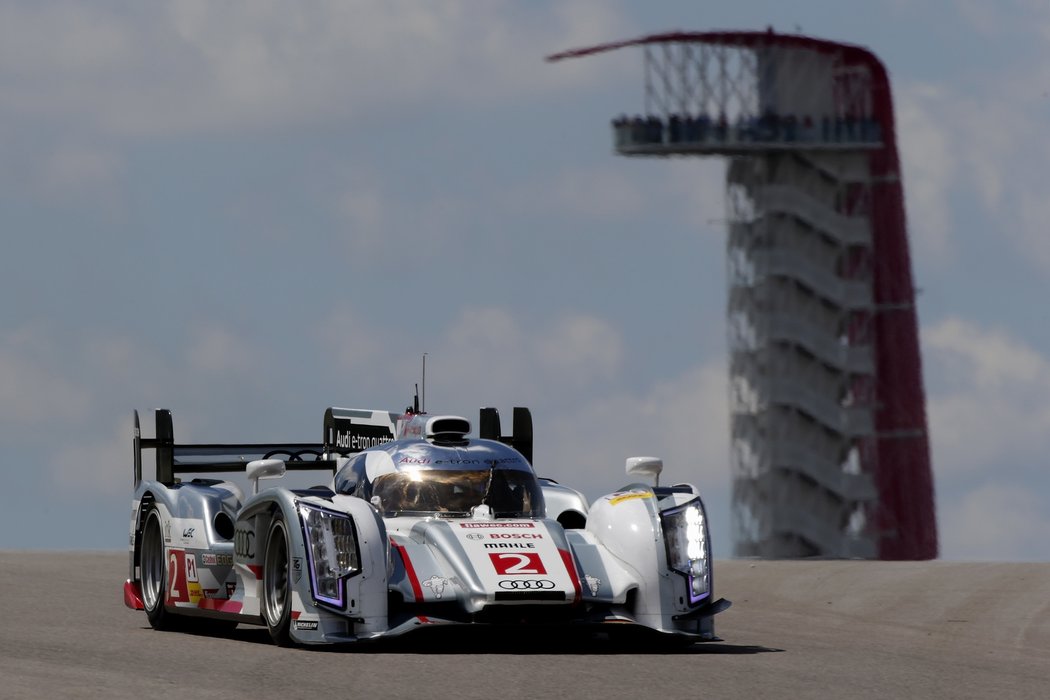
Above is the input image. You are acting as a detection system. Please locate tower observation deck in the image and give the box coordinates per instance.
[549,31,937,559]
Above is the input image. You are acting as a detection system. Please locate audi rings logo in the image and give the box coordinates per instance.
[498,579,555,590]
[465,534,485,541]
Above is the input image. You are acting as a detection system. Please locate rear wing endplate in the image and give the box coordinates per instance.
[478,406,533,465]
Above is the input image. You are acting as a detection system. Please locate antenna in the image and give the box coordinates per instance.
[421,353,428,413]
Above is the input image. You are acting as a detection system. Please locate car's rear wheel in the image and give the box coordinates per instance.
[262,516,294,646]
[141,507,176,630]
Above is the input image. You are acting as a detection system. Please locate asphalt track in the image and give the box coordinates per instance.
[1,552,1047,699]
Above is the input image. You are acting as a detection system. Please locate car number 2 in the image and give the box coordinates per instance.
[166,549,198,602]
[489,552,547,575]
[168,552,181,601]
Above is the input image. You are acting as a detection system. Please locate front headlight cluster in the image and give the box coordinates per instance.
[299,503,360,608]
[661,499,710,604]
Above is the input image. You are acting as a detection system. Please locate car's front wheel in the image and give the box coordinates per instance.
[262,516,294,646]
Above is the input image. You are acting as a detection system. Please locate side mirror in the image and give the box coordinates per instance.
[626,456,663,487]
[247,458,286,495]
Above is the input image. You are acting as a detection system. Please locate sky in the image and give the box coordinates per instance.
[2,0,1049,560]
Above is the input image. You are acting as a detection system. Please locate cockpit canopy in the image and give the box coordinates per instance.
[332,439,545,518]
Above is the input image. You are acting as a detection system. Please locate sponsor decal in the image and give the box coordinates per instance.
[165,550,204,605]
[421,575,450,599]
[489,552,547,576]
[161,517,207,547]
[485,542,536,549]
[465,533,485,541]
[608,490,653,506]
[399,457,430,465]
[294,620,319,631]
[584,575,601,596]
[185,553,199,583]
[498,579,555,590]
[334,424,394,451]
[292,557,303,583]
[200,553,234,566]
[234,529,255,559]
[489,533,542,539]
[458,522,535,529]
[225,582,237,598]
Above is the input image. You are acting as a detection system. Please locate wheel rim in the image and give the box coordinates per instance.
[263,522,289,626]
[141,511,165,611]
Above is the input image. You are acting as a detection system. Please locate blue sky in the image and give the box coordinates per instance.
[2,1,1049,560]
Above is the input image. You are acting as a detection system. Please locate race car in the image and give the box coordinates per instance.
[123,404,729,646]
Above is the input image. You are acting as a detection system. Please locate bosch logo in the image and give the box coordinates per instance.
[498,579,555,590]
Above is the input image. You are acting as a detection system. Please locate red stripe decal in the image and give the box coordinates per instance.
[558,549,582,603]
[291,610,301,620]
[392,540,424,602]
[246,564,263,580]
[196,598,243,614]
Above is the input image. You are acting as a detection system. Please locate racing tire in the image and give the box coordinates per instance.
[140,507,177,630]
[262,515,294,646]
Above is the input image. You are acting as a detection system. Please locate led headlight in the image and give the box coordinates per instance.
[299,503,360,609]
[660,499,711,605]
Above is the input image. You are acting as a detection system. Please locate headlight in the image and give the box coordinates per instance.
[299,503,360,609]
[660,499,710,604]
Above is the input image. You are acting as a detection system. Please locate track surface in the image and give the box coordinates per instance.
[2,552,1047,698]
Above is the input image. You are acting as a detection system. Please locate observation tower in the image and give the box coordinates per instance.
[549,31,937,559]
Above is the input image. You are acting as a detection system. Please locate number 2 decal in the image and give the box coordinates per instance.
[489,552,547,575]
[168,552,181,601]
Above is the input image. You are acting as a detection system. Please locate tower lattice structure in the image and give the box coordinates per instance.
[549,31,937,559]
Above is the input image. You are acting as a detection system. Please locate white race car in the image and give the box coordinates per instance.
[123,404,729,645]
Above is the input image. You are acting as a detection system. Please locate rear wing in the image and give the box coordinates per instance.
[478,406,533,465]
[133,408,400,487]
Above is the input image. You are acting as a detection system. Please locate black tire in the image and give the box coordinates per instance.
[140,507,177,630]
[262,516,294,646]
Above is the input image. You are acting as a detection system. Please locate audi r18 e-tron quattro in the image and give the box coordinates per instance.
[123,404,729,645]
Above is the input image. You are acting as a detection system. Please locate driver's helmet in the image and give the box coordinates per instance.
[333,440,545,517]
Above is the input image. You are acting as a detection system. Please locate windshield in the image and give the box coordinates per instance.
[370,468,543,517]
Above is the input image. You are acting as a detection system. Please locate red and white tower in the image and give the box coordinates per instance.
[549,31,937,559]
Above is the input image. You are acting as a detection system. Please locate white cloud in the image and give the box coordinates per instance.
[186,324,264,376]
[896,19,1050,273]
[939,483,1050,561]
[319,304,626,409]
[334,185,388,250]
[897,83,956,259]
[428,307,626,405]
[535,314,623,381]
[316,303,729,501]
[923,317,1050,477]
[0,1,631,136]
[541,167,648,219]
[0,325,93,427]
[499,158,724,230]
[34,145,124,199]
[542,360,729,499]
[48,417,128,497]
